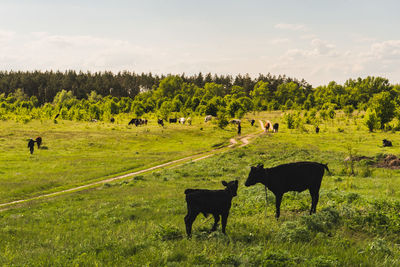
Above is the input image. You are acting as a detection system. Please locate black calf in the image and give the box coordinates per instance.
[184,180,238,237]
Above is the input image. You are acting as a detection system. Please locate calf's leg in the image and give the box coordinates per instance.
[211,214,220,231]
[309,189,320,214]
[275,193,283,219]
[221,212,229,234]
[184,210,199,237]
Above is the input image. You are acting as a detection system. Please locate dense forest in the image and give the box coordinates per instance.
[0,71,399,131]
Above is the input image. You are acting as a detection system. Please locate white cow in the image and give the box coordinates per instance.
[204,115,213,122]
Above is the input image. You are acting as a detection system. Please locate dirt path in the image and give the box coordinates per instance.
[259,120,266,131]
[0,122,265,210]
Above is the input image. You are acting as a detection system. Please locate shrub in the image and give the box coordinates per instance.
[367,238,392,255]
[301,207,341,233]
[275,221,312,242]
[307,255,340,267]
[364,109,380,132]
[284,113,300,129]
[154,225,183,241]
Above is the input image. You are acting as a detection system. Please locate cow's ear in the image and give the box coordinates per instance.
[222,180,228,186]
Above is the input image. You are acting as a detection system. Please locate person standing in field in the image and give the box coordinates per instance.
[238,123,241,136]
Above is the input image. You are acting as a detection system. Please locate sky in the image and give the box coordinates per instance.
[0,0,399,87]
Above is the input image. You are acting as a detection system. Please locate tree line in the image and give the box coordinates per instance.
[0,71,399,131]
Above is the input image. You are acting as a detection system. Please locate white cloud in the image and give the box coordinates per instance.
[310,39,336,56]
[0,31,159,71]
[274,23,308,31]
[269,38,290,45]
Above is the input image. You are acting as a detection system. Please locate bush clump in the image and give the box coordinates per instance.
[154,225,183,241]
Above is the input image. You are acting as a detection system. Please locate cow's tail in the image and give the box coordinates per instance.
[322,163,330,173]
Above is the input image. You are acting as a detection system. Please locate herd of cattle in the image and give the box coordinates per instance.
[184,161,329,237]
[25,115,397,239]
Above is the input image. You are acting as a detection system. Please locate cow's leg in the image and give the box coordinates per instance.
[309,189,320,214]
[275,193,283,219]
[211,214,220,231]
[184,210,199,237]
[221,211,229,234]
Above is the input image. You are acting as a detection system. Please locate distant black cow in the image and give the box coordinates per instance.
[245,162,328,218]
[230,119,241,125]
[110,117,115,123]
[184,180,238,237]
[273,123,279,133]
[28,139,35,154]
[158,119,164,127]
[169,118,177,123]
[383,139,393,147]
[250,119,255,126]
[128,118,136,125]
[129,118,144,126]
[315,126,320,133]
[35,137,42,149]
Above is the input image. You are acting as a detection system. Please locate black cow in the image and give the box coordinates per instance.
[245,162,328,218]
[35,137,42,149]
[110,117,115,123]
[273,123,279,133]
[169,118,177,123]
[128,118,136,125]
[250,119,255,126]
[28,139,35,154]
[316,126,320,133]
[129,118,144,126]
[184,180,238,237]
[157,119,164,127]
[383,139,393,147]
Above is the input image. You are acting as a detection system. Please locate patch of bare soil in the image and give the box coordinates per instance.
[376,154,400,169]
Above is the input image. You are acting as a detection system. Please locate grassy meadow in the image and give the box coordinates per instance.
[2,112,400,266]
[0,116,257,203]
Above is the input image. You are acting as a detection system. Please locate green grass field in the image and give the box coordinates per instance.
[0,117,257,203]
[1,112,400,266]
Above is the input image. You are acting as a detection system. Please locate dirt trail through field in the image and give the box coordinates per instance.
[0,121,265,210]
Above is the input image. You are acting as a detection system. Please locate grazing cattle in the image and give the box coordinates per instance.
[187,117,192,125]
[28,139,35,154]
[35,137,42,149]
[204,115,213,122]
[169,118,178,123]
[264,121,272,132]
[129,118,146,126]
[245,162,329,218]
[184,180,238,237]
[179,117,186,124]
[128,118,136,125]
[315,126,320,133]
[110,117,115,123]
[383,139,393,147]
[250,119,255,126]
[273,123,279,133]
[230,119,241,125]
[54,114,60,120]
[158,119,164,127]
